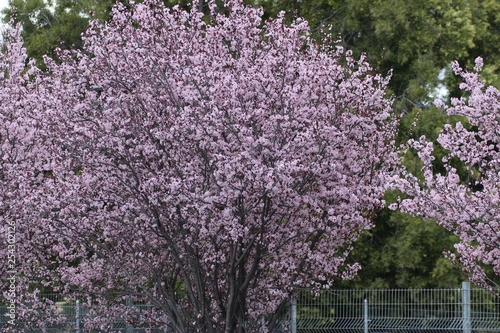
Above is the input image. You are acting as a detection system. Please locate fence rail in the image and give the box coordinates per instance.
[1,282,499,332]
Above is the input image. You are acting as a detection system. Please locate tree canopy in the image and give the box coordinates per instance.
[0,1,398,331]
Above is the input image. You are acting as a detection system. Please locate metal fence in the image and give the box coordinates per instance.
[0,295,162,332]
[289,282,500,333]
[1,282,499,332]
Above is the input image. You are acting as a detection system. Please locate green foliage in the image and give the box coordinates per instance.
[340,205,466,289]
[2,0,117,67]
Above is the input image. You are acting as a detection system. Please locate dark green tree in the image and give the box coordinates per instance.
[2,0,118,66]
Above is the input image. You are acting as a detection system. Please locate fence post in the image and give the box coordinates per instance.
[125,297,134,333]
[75,299,80,333]
[364,299,369,333]
[290,293,297,333]
[462,281,471,333]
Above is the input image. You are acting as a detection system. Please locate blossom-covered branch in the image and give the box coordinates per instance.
[393,58,499,291]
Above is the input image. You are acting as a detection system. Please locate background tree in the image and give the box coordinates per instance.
[1,1,397,331]
[341,208,466,289]
[1,0,114,66]
[393,58,500,291]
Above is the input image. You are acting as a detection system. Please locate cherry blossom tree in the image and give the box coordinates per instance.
[1,1,397,331]
[392,58,500,291]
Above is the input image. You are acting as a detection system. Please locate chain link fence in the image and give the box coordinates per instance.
[1,282,499,332]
